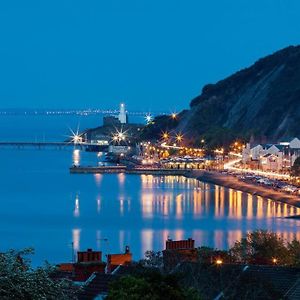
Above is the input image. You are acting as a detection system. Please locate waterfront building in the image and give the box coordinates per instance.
[242,137,300,172]
[108,144,132,155]
[89,133,110,146]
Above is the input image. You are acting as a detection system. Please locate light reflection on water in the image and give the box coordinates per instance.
[72,173,300,260]
[1,148,300,265]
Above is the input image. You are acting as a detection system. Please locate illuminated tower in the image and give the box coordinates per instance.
[118,103,127,124]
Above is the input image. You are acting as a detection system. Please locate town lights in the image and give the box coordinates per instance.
[171,113,177,119]
[162,132,169,140]
[112,128,127,143]
[118,132,125,140]
[272,258,278,264]
[68,126,83,145]
[176,133,183,142]
[73,135,81,144]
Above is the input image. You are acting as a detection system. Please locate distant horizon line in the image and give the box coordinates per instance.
[0,108,169,116]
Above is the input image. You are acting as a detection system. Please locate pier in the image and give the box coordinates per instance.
[0,141,108,151]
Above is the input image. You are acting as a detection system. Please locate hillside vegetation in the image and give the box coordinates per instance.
[142,45,300,148]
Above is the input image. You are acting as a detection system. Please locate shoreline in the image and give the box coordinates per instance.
[188,170,300,210]
[70,165,300,212]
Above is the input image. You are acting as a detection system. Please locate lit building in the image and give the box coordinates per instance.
[242,138,300,172]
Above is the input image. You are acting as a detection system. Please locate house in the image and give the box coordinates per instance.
[106,246,132,273]
[58,248,106,282]
[242,138,300,172]
[162,238,198,269]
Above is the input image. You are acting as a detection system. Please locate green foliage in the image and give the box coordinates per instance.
[0,248,78,300]
[287,239,300,266]
[291,157,300,177]
[139,250,163,268]
[139,113,184,141]
[166,46,300,145]
[197,246,231,264]
[106,270,201,300]
[229,230,291,265]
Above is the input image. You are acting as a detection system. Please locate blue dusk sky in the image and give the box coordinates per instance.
[0,0,299,111]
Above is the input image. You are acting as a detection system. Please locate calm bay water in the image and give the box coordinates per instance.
[0,115,300,266]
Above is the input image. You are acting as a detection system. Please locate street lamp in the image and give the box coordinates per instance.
[162,132,169,140]
[171,113,177,119]
[176,133,183,143]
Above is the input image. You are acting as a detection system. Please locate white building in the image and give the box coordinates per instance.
[242,137,300,172]
[118,103,127,124]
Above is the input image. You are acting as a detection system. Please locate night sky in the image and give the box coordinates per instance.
[0,0,299,111]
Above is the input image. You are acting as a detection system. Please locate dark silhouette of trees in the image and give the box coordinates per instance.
[0,248,78,300]
[291,157,300,177]
[106,270,201,300]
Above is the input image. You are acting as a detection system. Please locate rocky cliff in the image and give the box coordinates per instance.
[143,45,300,147]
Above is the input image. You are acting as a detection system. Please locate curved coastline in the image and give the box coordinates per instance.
[187,170,300,211]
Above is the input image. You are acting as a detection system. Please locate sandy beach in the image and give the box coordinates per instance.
[189,170,300,210]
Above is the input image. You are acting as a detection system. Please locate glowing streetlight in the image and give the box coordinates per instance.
[272,258,278,264]
[176,133,183,142]
[216,259,223,265]
[162,132,169,140]
[112,128,127,143]
[171,113,177,119]
[68,126,83,145]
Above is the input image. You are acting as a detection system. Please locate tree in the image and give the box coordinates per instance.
[291,157,300,177]
[0,248,78,300]
[106,271,201,300]
[139,250,163,268]
[287,239,300,266]
[197,246,230,264]
[230,230,290,265]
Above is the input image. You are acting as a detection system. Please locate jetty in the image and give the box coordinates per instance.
[0,141,108,150]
